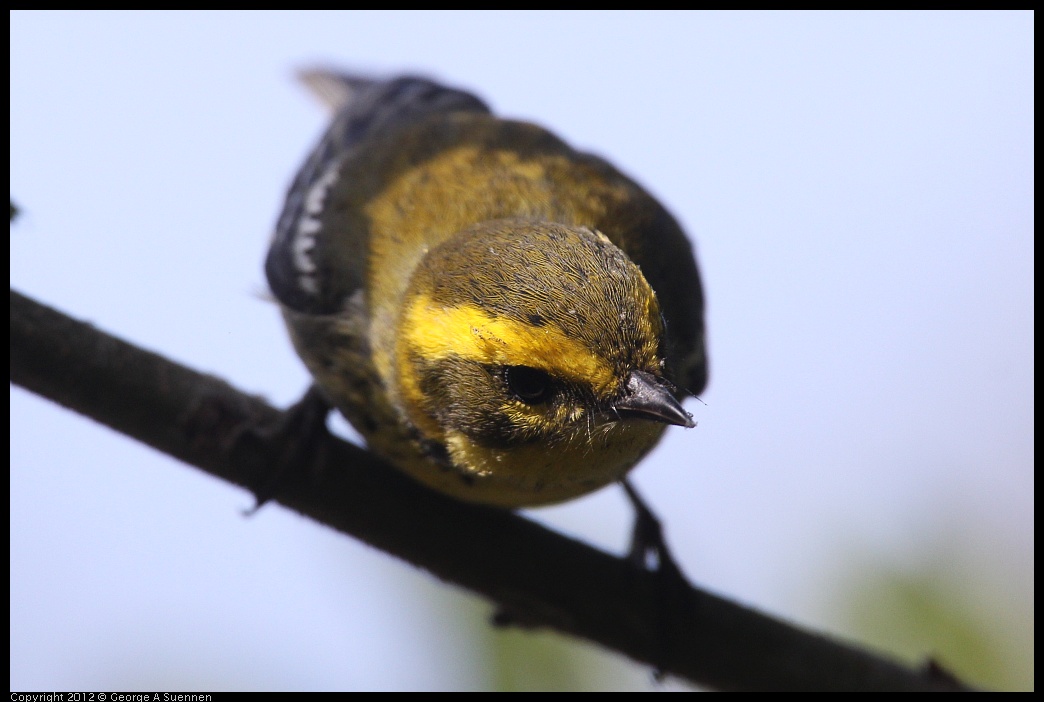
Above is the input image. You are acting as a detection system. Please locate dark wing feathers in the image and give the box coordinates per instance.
[266,73,491,314]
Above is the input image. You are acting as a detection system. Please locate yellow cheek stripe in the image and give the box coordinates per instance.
[399,293,617,394]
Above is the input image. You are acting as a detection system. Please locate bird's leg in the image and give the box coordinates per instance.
[243,384,332,514]
[621,478,693,681]
[622,478,685,581]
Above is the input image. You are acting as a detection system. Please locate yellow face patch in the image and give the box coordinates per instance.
[399,293,617,394]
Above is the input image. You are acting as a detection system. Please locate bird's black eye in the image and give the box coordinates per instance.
[504,366,554,405]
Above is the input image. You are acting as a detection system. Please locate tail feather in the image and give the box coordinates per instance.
[297,68,382,112]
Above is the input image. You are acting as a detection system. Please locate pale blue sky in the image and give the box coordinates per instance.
[11,11,1032,690]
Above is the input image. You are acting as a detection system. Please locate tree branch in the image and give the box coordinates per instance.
[9,288,972,690]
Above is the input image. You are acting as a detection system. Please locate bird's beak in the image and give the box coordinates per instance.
[612,370,695,428]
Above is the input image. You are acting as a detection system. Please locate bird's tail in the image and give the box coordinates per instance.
[297,68,383,113]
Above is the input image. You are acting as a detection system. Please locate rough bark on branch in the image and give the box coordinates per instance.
[9,289,970,691]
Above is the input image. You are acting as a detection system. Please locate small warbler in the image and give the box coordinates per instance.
[266,71,707,509]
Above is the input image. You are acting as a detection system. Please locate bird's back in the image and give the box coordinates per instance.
[268,72,706,396]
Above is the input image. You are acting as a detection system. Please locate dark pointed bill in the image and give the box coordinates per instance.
[612,370,695,428]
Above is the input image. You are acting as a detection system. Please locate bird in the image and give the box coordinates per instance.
[265,70,707,513]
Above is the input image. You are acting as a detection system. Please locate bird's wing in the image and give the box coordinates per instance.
[266,72,491,314]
